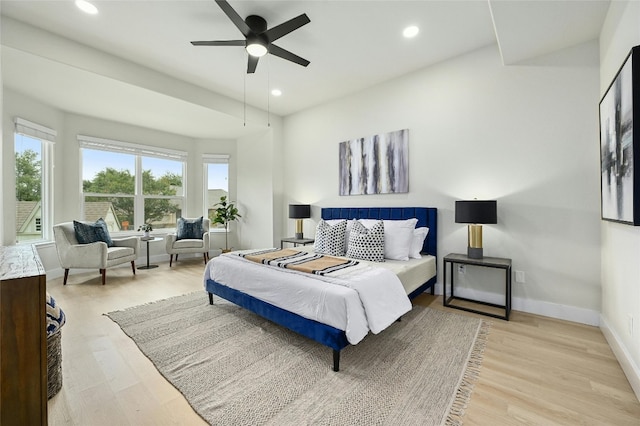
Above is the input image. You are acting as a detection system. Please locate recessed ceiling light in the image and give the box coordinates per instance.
[403,26,419,38]
[271,89,282,97]
[75,0,98,15]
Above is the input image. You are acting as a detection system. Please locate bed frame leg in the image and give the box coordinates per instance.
[332,350,340,372]
[208,292,213,305]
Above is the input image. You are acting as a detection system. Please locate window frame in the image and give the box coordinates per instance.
[203,154,230,231]
[79,135,187,234]
[14,118,55,244]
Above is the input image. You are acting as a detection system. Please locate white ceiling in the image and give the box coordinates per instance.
[0,0,610,139]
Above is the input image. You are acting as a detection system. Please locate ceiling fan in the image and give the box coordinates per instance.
[191,0,311,74]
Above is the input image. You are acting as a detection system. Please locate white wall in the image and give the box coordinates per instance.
[599,0,640,400]
[282,43,601,325]
[236,121,284,249]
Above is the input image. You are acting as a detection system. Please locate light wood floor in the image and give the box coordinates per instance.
[47,260,640,425]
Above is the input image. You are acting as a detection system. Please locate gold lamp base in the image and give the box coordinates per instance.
[295,219,304,239]
[467,224,484,259]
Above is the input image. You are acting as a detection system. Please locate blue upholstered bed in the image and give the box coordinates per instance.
[205,207,438,371]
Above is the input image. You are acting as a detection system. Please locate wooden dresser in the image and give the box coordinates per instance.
[0,244,47,425]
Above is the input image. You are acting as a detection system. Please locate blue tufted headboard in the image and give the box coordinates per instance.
[320,207,437,259]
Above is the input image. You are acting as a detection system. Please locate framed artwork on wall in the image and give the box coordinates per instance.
[338,129,409,196]
[600,45,640,225]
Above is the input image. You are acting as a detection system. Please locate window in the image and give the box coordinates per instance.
[79,135,186,232]
[203,154,230,228]
[14,118,55,243]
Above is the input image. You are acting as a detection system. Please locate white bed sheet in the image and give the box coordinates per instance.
[205,254,370,344]
[379,255,437,294]
[203,249,436,345]
[294,245,436,295]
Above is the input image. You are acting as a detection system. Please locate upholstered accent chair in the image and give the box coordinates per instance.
[53,222,140,285]
[165,217,210,267]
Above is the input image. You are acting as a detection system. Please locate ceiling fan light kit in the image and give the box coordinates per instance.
[246,38,268,57]
[191,0,310,74]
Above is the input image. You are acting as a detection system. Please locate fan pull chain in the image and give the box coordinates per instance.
[243,67,246,127]
[267,55,271,127]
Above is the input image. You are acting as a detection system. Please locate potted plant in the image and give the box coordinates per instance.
[212,196,241,252]
[137,222,153,238]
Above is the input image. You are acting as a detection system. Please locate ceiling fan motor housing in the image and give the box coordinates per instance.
[245,15,267,34]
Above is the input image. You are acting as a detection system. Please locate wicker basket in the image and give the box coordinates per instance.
[47,330,63,399]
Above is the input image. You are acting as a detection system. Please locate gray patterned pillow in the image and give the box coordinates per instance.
[73,218,114,247]
[346,220,385,262]
[313,219,347,256]
[177,217,204,240]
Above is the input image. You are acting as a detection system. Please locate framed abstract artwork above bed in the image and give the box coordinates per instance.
[600,45,640,225]
[338,129,409,196]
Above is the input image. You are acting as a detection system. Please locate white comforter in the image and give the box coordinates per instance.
[203,250,412,345]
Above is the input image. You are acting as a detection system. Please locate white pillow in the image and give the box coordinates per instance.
[409,227,429,259]
[359,218,418,261]
[313,219,347,256]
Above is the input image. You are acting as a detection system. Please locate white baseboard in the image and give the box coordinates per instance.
[600,316,640,402]
[433,284,600,326]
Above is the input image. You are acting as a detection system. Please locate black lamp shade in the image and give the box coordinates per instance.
[455,200,497,224]
[289,204,311,219]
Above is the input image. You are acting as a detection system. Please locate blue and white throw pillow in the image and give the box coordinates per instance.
[177,216,204,240]
[46,292,66,337]
[313,219,347,256]
[346,220,385,262]
[73,218,114,247]
[95,218,114,247]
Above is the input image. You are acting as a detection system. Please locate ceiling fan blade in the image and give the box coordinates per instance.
[269,44,310,67]
[215,0,251,37]
[247,55,259,74]
[191,40,246,46]
[262,13,310,42]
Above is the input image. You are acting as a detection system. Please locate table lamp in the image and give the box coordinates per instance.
[455,200,497,259]
[289,204,311,239]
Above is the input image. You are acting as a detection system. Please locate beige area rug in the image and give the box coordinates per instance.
[107,291,489,426]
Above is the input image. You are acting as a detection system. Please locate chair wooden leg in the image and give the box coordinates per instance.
[203,253,207,264]
[100,269,106,285]
[170,254,174,267]
[63,269,69,285]
[131,261,136,275]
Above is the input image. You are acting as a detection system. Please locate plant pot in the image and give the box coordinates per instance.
[144,231,150,238]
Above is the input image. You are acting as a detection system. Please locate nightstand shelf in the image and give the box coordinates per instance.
[443,252,512,320]
[281,237,314,249]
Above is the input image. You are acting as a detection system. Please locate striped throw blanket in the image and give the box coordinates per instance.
[239,248,359,276]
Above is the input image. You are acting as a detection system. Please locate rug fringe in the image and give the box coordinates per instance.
[444,320,491,426]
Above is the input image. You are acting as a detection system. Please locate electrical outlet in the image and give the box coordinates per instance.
[458,265,465,274]
[515,271,525,283]
[629,315,634,336]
